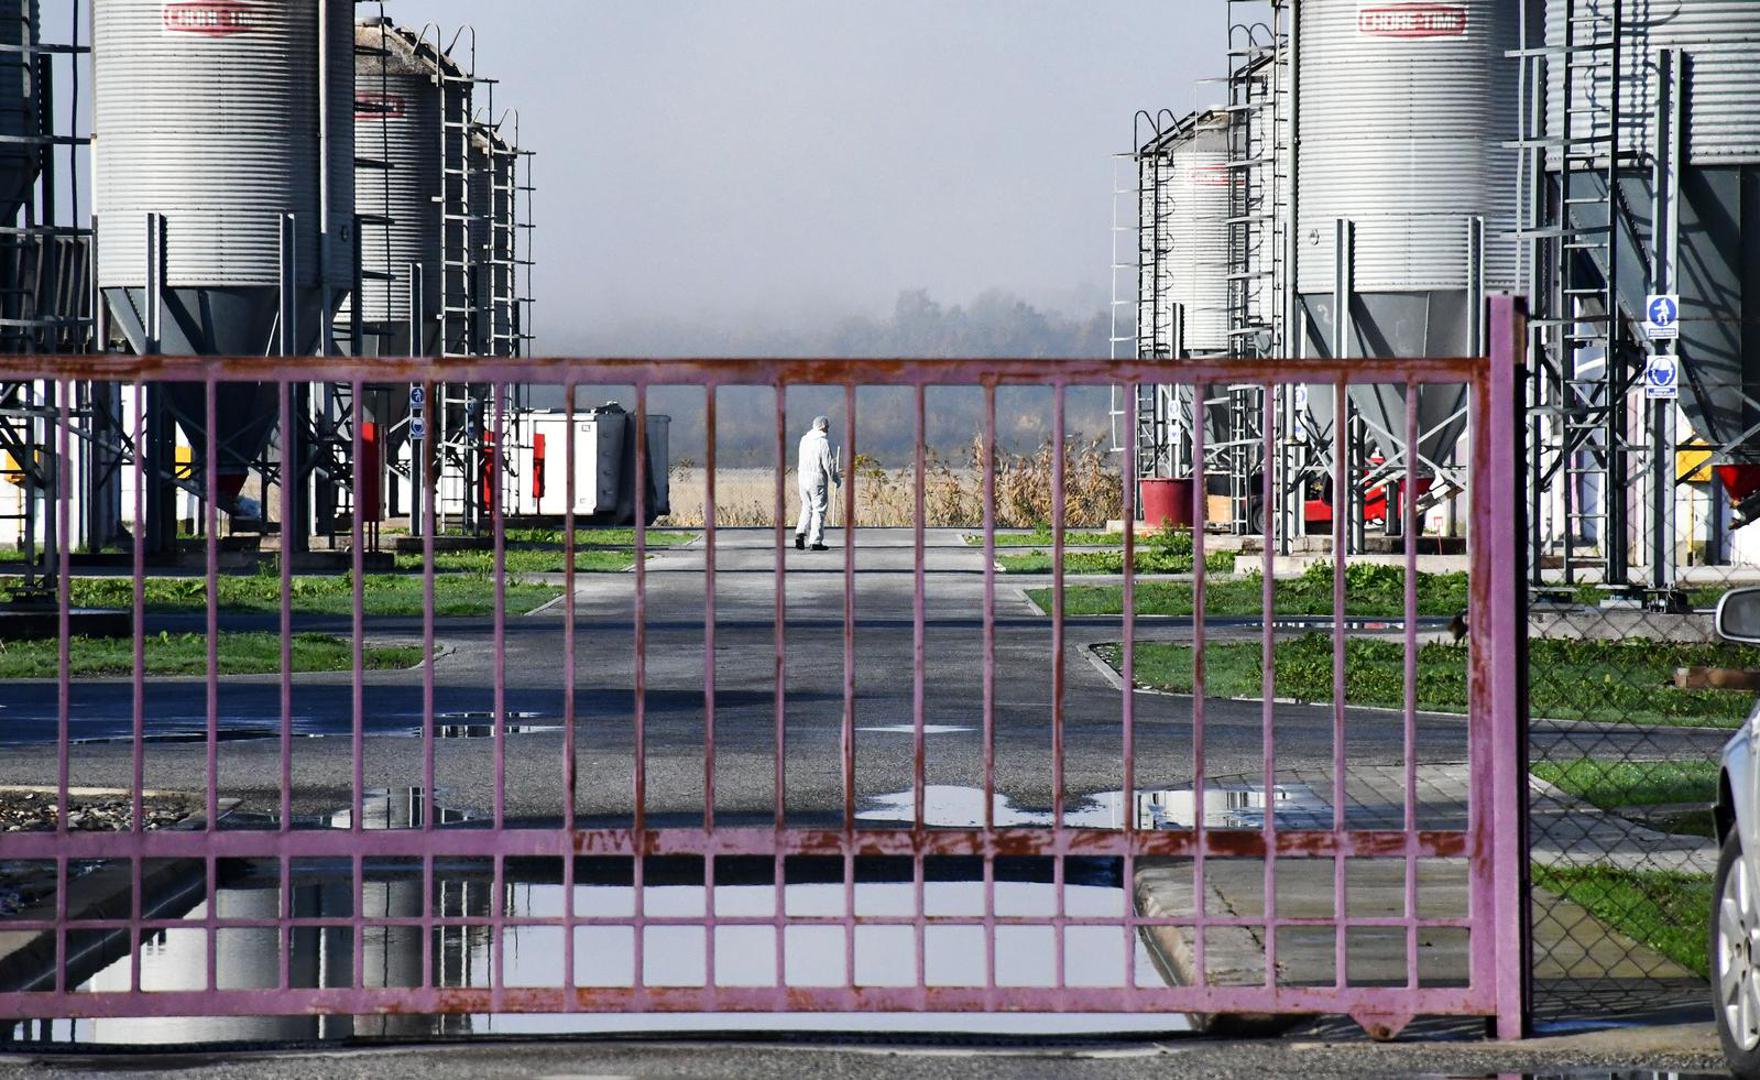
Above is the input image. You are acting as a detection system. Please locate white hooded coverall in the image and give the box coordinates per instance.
[794,428,841,547]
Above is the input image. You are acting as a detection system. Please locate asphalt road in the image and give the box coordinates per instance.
[0,529,1726,823]
[0,1022,1730,1079]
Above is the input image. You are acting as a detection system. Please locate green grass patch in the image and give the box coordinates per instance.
[1532,864,1713,978]
[5,573,564,618]
[497,527,695,548]
[1531,758,1721,810]
[0,632,423,680]
[998,549,1237,575]
[1037,562,1470,618]
[1102,635,1760,728]
[967,529,1127,548]
[393,548,635,575]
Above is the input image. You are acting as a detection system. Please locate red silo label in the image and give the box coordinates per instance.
[1357,2,1469,37]
[1193,164,1230,187]
[162,1,259,36]
[356,93,408,121]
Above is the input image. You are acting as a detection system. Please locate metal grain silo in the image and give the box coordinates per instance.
[0,1,40,227]
[1294,0,1520,465]
[94,0,355,500]
[1134,111,1233,481]
[1544,0,1760,506]
[348,16,452,358]
[1169,112,1232,358]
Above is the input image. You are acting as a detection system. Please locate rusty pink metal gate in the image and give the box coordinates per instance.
[0,299,1526,1039]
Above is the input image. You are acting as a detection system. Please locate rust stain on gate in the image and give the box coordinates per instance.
[0,297,1527,1038]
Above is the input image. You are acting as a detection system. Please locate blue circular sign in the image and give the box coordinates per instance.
[1648,296,1678,327]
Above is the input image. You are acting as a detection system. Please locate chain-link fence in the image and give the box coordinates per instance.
[1525,553,1758,1023]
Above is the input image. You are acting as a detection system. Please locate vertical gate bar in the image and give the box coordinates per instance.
[1466,351,1495,1010]
[635,379,651,998]
[705,387,718,834]
[843,382,857,834]
[278,380,294,993]
[419,376,437,990]
[1121,379,1138,990]
[204,376,220,830]
[350,379,366,873]
[493,382,509,829]
[844,378,860,993]
[421,377,438,827]
[204,375,220,993]
[563,379,579,1007]
[130,379,146,995]
[773,383,786,833]
[1403,378,1420,991]
[912,383,927,996]
[492,383,509,1002]
[912,384,927,832]
[1259,380,1275,989]
[981,382,997,991]
[1192,380,1208,984]
[279,381,294,833]
[54,380,70,994]
[769,380,784,996]
[1484,297,1525,1038]
[703,386,719,995]
[1331,376,1347,990]
[1051,381,1066,991]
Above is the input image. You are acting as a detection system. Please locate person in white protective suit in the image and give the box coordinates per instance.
[793,416,842,551]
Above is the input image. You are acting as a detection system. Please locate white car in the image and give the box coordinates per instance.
[1713,587,1760,1075]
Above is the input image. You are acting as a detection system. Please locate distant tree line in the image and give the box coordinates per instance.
[536,289,1117,466]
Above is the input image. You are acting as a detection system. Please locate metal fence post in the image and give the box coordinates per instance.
[1486,293,1528,1039]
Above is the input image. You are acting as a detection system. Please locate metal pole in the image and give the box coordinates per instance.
[1333,218,1356,554]
[1282,0,1303,556]
[408,262,425,537]
[1526,50,1547,586]
[1604,0,1627,586]
[281,212,308,555]
[143,212,175,555]
[1650,48,1682,589]
[316,0,332,355]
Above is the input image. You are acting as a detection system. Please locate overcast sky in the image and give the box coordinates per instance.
[382,1,1227,350]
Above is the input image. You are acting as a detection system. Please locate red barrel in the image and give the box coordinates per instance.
[1139,477,1195,528]
[1718,465,1760,503]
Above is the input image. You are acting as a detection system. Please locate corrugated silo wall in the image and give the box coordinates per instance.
[95,0,354,291]
[353,25,445,351]
[1295,0,1519,296]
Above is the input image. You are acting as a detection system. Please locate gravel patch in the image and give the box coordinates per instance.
[0,789,198,834]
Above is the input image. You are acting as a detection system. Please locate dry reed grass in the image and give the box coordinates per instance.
[659,437,1122,529]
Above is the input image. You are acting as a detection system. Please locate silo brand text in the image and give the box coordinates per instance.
[357,93,408,121]
[161,1,258,37]
[1356,2,1468,37]
[1192,164,1229,187]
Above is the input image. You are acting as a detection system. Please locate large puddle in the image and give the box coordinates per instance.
[3,782,1359,1045]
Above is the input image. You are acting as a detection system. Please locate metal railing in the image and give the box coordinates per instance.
[0,297,1525,1037]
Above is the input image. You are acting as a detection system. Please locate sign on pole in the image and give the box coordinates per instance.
[409,416,428,441]
[1645,354,1680,400]
[409,385,426,410]
[1645,294,1680,341]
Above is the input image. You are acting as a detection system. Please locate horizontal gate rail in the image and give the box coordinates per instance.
[0,296,1524,1038]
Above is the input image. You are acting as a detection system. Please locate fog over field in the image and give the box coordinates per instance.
[375,1,1222,371]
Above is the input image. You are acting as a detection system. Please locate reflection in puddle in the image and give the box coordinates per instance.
[7,858,1183,1045]
[5,782,1373,1046]
[858,783,1332,831]
[434,723,562,739]
[328,788,478,830]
